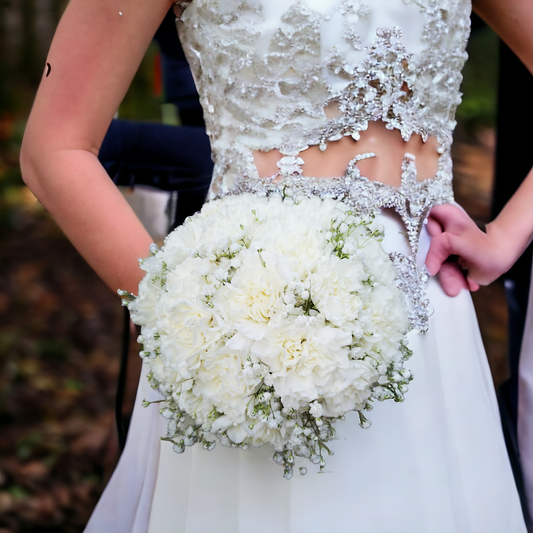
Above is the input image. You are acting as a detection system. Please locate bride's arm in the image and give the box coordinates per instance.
[426,0,533,289]
[20,0,175,295]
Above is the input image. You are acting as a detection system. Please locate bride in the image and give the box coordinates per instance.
[20,0,533,531]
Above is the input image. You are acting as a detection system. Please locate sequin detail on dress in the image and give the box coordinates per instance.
[173,0,472,331]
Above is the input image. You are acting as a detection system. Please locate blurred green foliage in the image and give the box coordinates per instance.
[456,24,499,129]
[117,43,163,121]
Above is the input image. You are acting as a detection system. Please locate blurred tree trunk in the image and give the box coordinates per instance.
[0,0,10,111]
[0,1,6,58]
[21,0,41,85]
[51,0,66,25]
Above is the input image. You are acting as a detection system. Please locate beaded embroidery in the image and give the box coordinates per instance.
[173,0,472,331]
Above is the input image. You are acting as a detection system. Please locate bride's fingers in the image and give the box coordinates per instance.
[425,232,463,275]
[467,277,480,292]
[426,216,443,238]
[428,203,473,233]
[426,204,481,274]
[437,261,469,297]
[427,239,481,293]
[427,204,490,288]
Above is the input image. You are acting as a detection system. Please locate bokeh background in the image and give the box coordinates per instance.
[0,3,508,532]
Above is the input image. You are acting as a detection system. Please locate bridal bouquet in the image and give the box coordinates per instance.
[120,194,412,478]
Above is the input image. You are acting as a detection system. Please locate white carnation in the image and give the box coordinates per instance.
[126,194,413,478]
[309,256,366,327]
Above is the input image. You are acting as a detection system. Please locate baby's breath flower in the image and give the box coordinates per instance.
[309,401,323,418]
[126,194,411,478]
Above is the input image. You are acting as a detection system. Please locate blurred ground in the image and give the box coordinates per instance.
[0,182,123,532]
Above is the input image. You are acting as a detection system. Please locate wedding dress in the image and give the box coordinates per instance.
[85,0,527,531]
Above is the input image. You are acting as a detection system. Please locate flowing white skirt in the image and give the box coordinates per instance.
[84,212,527,533]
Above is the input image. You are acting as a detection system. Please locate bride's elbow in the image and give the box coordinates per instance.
[19,132,40,193]
[19,122,55,200]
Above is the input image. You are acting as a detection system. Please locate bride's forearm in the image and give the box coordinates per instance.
[17,0,176,294]
[18,0,175,295]
[20,144,153,295]
[486,166,533,265]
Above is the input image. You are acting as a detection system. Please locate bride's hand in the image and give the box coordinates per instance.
[425,204,515,294]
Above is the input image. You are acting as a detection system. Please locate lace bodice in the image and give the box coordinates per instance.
[173,0,472,330]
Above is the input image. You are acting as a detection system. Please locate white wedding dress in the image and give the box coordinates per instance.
[85,0,527,531]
